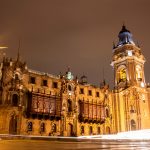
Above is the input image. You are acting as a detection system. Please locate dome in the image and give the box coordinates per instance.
[117,25,135,47]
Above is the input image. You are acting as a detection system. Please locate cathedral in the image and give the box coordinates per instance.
[0,25,150,136]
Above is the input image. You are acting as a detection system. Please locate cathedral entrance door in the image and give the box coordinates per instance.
[9,115,17,134]
[68,123,73,136]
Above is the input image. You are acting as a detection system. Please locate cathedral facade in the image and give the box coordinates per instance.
[0,26,150,136]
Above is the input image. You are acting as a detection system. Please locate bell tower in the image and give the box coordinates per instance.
[111,25,146,90]
[111,25,150,133]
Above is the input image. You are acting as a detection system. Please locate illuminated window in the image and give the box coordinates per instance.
[117,67,127,83]
[136,65,142,81]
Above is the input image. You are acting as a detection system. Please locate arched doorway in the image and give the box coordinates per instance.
[89,126,93,135]
[12,94,19,106]
[81,126,84,135]
[68,123,73,136]
[106,126,110,134]
[97,127,100,134]
[131,119,136,131]
[9,115,17,134]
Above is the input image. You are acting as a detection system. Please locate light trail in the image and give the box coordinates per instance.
[78,129,150,140]
[0,47,8,49]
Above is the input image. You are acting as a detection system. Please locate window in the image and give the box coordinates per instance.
[131,120,136,131]
[130,105,136,113]
[136,65,142,81]
[117,67,126,83]
[78,101,83,114]
[12,94,19,106]
[40,122,45,132]
[81,126,84,135]
[68,85,72,91]
[88,90,92,96]
[97,127,100,134]
[52,123,56,132]
[96,92,99,97]
[106,108,109,117]
[42,79,48,86]
[30,77,36,84]
[80,88,84,94]
[89,126,93,135]
[53,82,58,88]
[68,99,72,112]
[15,74,19,80]
[27,122,33,131]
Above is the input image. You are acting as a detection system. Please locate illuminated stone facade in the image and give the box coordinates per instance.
[0,25,150,136]
[111,25,150,133]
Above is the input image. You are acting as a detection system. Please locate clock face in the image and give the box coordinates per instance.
[128,50,132,56]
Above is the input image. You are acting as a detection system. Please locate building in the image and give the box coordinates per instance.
[0,25,150,136]
[111,25,150,133]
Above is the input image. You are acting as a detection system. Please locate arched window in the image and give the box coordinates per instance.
[12,94,19,106]
[81,126,84,135]
[78,100,83,114]
[106,108,109,117]
[68,85,72,91]
[136,65,142,81]
[27,122,33,131]
[117,67,127,83]
[68,99,72,112]
[131,119,136,131]
[40,122,45,133]
[130,105,136,113]
[15,74,19,80]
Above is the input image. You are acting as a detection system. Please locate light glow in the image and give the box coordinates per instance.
[0,46,8,49]
[127,50,132,56]
[78,129,150,140]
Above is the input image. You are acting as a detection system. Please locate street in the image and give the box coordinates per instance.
[0,140,150,150]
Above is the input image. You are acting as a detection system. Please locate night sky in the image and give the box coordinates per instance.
[0,0,150,87]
